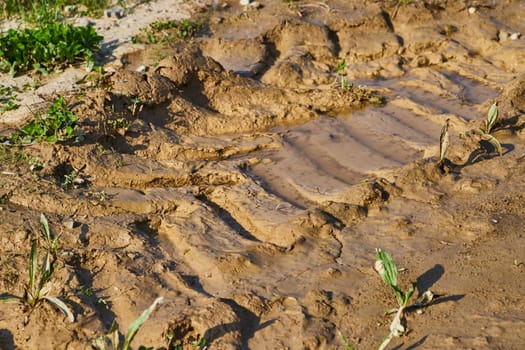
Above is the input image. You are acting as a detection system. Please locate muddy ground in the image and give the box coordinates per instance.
[1,0,525,349]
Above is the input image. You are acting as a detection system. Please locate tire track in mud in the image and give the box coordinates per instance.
[2,1,525,348]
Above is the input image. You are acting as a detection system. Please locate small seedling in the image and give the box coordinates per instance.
[438,118,450,168]
[62,170,77,190]
[484,102,498,134]
[0,240,74,323]
[80,285,93,297]
[92,190,109,202]
[481,102,502,156]
[338,331,355,350]
[193,337,207,349]
[40,213,60,257]
[92,297,163,350]
[29,157,44,172]
[374,249,416,350]
[336,59,351,90]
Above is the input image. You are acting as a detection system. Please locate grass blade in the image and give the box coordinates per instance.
[29,241,38,295]
[40,213,50,241]
[439,119,450,165]
[338,331,355,350]
[0,293,23,303]
[39,251,52,290]
[483,133,503,156]
[92,336,107,350]
[486,102,498,133]
[43,296,75,322]
[109,320,120,350]
[122,297,164,350]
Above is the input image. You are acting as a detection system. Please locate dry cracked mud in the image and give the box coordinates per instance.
[1,0,525,349]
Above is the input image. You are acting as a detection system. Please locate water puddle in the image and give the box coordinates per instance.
[250,69,498,204]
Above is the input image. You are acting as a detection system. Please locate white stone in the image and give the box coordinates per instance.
[468,7,476,14]
[78,18,92,27]
[136,65,147,72]
[510,32,521,40]
[240,0,251,5]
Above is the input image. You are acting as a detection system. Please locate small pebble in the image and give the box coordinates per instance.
[468,7,476,14]
[499,31,509,41]
[73,177,86,186]
[104,9,112,18]
[136,65,147,72]
[112,8,124,19]
[64,5,76,17]
[510,32,521,40]
[250,1,262,8]
[240,0,251,5]
[78,18,92,27]
[63,219,77,229]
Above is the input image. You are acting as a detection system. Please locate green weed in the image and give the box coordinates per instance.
[92,297,163,350]
[0,85,20,111]
[62,169,77,190]
[0,23,102,76]
[106,117,131,132]
[0,97,20,111]
[0,0,120,24]
[0,145,28,164]
[132,19,204,45]
[80,285,93,297]
[0,220,74,322]
[13,96,81,144]
[29,157,44,172]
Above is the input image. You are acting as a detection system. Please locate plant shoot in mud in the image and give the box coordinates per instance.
[480,102,502,156]
[459,102,502,157]
[40,213,61,257]
[0,238,74,323]
[336,59,351,90]
[338,331,355,350]
[374,249,416,350]
[438,118,450,168]
[92,297,163,350]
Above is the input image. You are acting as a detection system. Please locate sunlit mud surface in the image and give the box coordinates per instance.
[1,1,525,349]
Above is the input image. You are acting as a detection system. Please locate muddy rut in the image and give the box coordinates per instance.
[1,1,525,349]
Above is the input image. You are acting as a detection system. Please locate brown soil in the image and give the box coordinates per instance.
[1,1,525,349]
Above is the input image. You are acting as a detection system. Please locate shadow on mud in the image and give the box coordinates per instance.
[414,264,465,306]
[219,298,276,350]
[416,264,444,295]
[464,141,514,166]
[0,329,15,350]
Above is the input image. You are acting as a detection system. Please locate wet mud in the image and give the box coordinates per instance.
[1,0,525,349]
